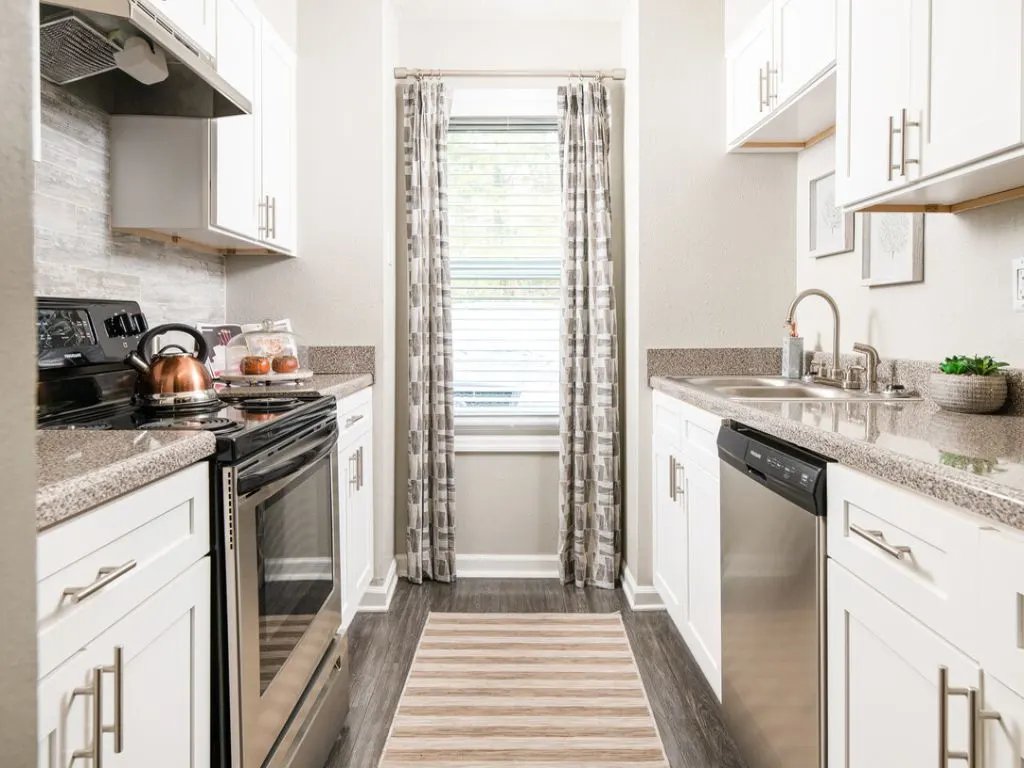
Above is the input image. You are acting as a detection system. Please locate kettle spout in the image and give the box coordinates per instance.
[125,352,150,376]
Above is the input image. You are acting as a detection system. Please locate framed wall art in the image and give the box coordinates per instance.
[861,212,925,287]
[808,171,854,258]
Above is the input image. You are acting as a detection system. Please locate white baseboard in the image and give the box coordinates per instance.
[395,553,560,579]
[358,558,398,613]
[622,562,665,611]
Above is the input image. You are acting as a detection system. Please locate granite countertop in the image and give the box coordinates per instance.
[216,373,373,400]
[651,375,1024,531]
[36,430,217,532]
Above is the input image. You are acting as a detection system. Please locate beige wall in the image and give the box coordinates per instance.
[623,0,797,585]
[797,136,1024,367]
[392,8,626,560]
[0,0,39,761]
[455,454,560,554]
[227,0,398,581]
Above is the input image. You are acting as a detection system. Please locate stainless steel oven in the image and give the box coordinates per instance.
[222,414,342,768]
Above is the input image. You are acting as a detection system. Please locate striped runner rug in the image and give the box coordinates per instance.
[378,612,670,767]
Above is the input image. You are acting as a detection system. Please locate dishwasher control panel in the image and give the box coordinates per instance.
[717,422,831,515]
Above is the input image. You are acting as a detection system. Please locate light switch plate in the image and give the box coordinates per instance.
[1015,257,1024,312]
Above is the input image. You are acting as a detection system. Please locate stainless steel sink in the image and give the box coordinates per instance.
[676,376,920,402]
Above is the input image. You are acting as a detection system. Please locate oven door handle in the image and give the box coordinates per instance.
[237,424,339,496]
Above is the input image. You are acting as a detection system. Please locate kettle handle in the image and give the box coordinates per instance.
[136,324,210,365]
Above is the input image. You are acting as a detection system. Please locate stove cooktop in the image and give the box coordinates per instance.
[39,392,337,463]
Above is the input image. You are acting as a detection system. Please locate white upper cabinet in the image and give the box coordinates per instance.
[836,0,1024,210]
[213,0,261,242]
[772,0,835,104]
[725,0,835,151]
[835,0,918,205]
[259,22,298,254]
[727,6,775,145]
[110,8,298,256]
[920,1,1023,177]
[155,0,217,56]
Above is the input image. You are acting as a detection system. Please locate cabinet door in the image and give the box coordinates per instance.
[836,0,919,205]
[212,0,261,240]
[980,673,1024,767]
[828,560,978,768]
[155,0,216,56]
[652,431,686,628]
[107,558,211,768]
[681,460,722,698]
[259,23,297,253]
[772,0,835,103]
[726,6,774,144]
[38,648,98,768]
[338,436,357,629]
[920,0,1023,177]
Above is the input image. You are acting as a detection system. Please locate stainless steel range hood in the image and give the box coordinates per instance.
[39,1,251,118]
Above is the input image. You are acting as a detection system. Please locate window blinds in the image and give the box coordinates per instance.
[448,118,561,419]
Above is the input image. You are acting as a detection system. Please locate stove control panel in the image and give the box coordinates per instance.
[37,297,147,369]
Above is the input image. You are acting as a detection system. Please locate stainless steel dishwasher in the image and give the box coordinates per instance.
[717,423,831,768]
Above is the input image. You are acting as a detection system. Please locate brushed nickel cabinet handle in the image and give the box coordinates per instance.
[888,114,896,181]
[344,414,364,428]
[70,668,103,766]
[270,196,278,240]
[849,523,911,560]
[101,647,124,754]
[967,686,1002,768]
[669,455,677,501]
[357,446,364,490]
[766,61,777,103]
[62,560,137,605]
[674,459,685,503]
[900,107,920,176]
[939,666,971,765]
[758,67,766,112]
[257,198,267,236]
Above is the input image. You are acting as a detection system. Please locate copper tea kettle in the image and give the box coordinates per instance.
[125,323,219,409]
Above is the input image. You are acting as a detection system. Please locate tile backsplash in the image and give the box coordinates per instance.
[34,82,226,325]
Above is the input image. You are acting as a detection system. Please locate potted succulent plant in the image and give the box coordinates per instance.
[929,355,1009,414]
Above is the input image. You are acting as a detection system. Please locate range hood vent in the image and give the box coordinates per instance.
[40,12,121,84]
[39,1,251,119]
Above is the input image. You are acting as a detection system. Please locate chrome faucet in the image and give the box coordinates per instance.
[853,342,880,392]
[785,289,842,385]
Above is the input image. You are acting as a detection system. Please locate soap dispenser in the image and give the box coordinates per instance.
[782,321,804,379]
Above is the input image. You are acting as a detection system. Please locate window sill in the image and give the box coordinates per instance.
[455,434,560,454]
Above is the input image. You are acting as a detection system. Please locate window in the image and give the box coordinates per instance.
[448,116,561,423]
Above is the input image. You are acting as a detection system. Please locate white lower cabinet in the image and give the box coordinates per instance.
[37,464,212,768]
[828,559,976,768]
[651,391,723,698]
[828,465,1024,767]
[338,387,374,630]
[39,560,211,768]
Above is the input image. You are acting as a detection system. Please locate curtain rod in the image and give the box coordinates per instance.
[394,67,626,81]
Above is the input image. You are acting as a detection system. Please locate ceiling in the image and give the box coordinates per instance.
[392,0,629,23]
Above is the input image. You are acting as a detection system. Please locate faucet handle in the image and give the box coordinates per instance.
[842,365,866,390]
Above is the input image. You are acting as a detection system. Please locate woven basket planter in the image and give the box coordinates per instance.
[929,372,1008,414]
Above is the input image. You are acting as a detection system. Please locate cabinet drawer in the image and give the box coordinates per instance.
[36,463,210,677]
[827,464,979,652]
[338,386,372,442]
[652,390,683,443]
[978,526,1024,698]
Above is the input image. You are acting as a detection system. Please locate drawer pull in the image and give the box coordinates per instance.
[967,687,1002,768]
[344,413,364,428]
[849,523,912,560]
[62,560,137,605]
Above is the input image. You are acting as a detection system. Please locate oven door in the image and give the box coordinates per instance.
[228,419,341,768]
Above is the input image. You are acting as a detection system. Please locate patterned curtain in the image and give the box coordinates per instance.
[557,82,621,590]
[404,79,456,584]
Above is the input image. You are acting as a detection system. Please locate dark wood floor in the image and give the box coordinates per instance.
[322,579,747,768]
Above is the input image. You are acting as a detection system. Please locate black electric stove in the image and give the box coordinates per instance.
[36,297,337,463]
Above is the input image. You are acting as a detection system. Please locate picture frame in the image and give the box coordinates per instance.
[861,213,925,287]
[808,171,855,258]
